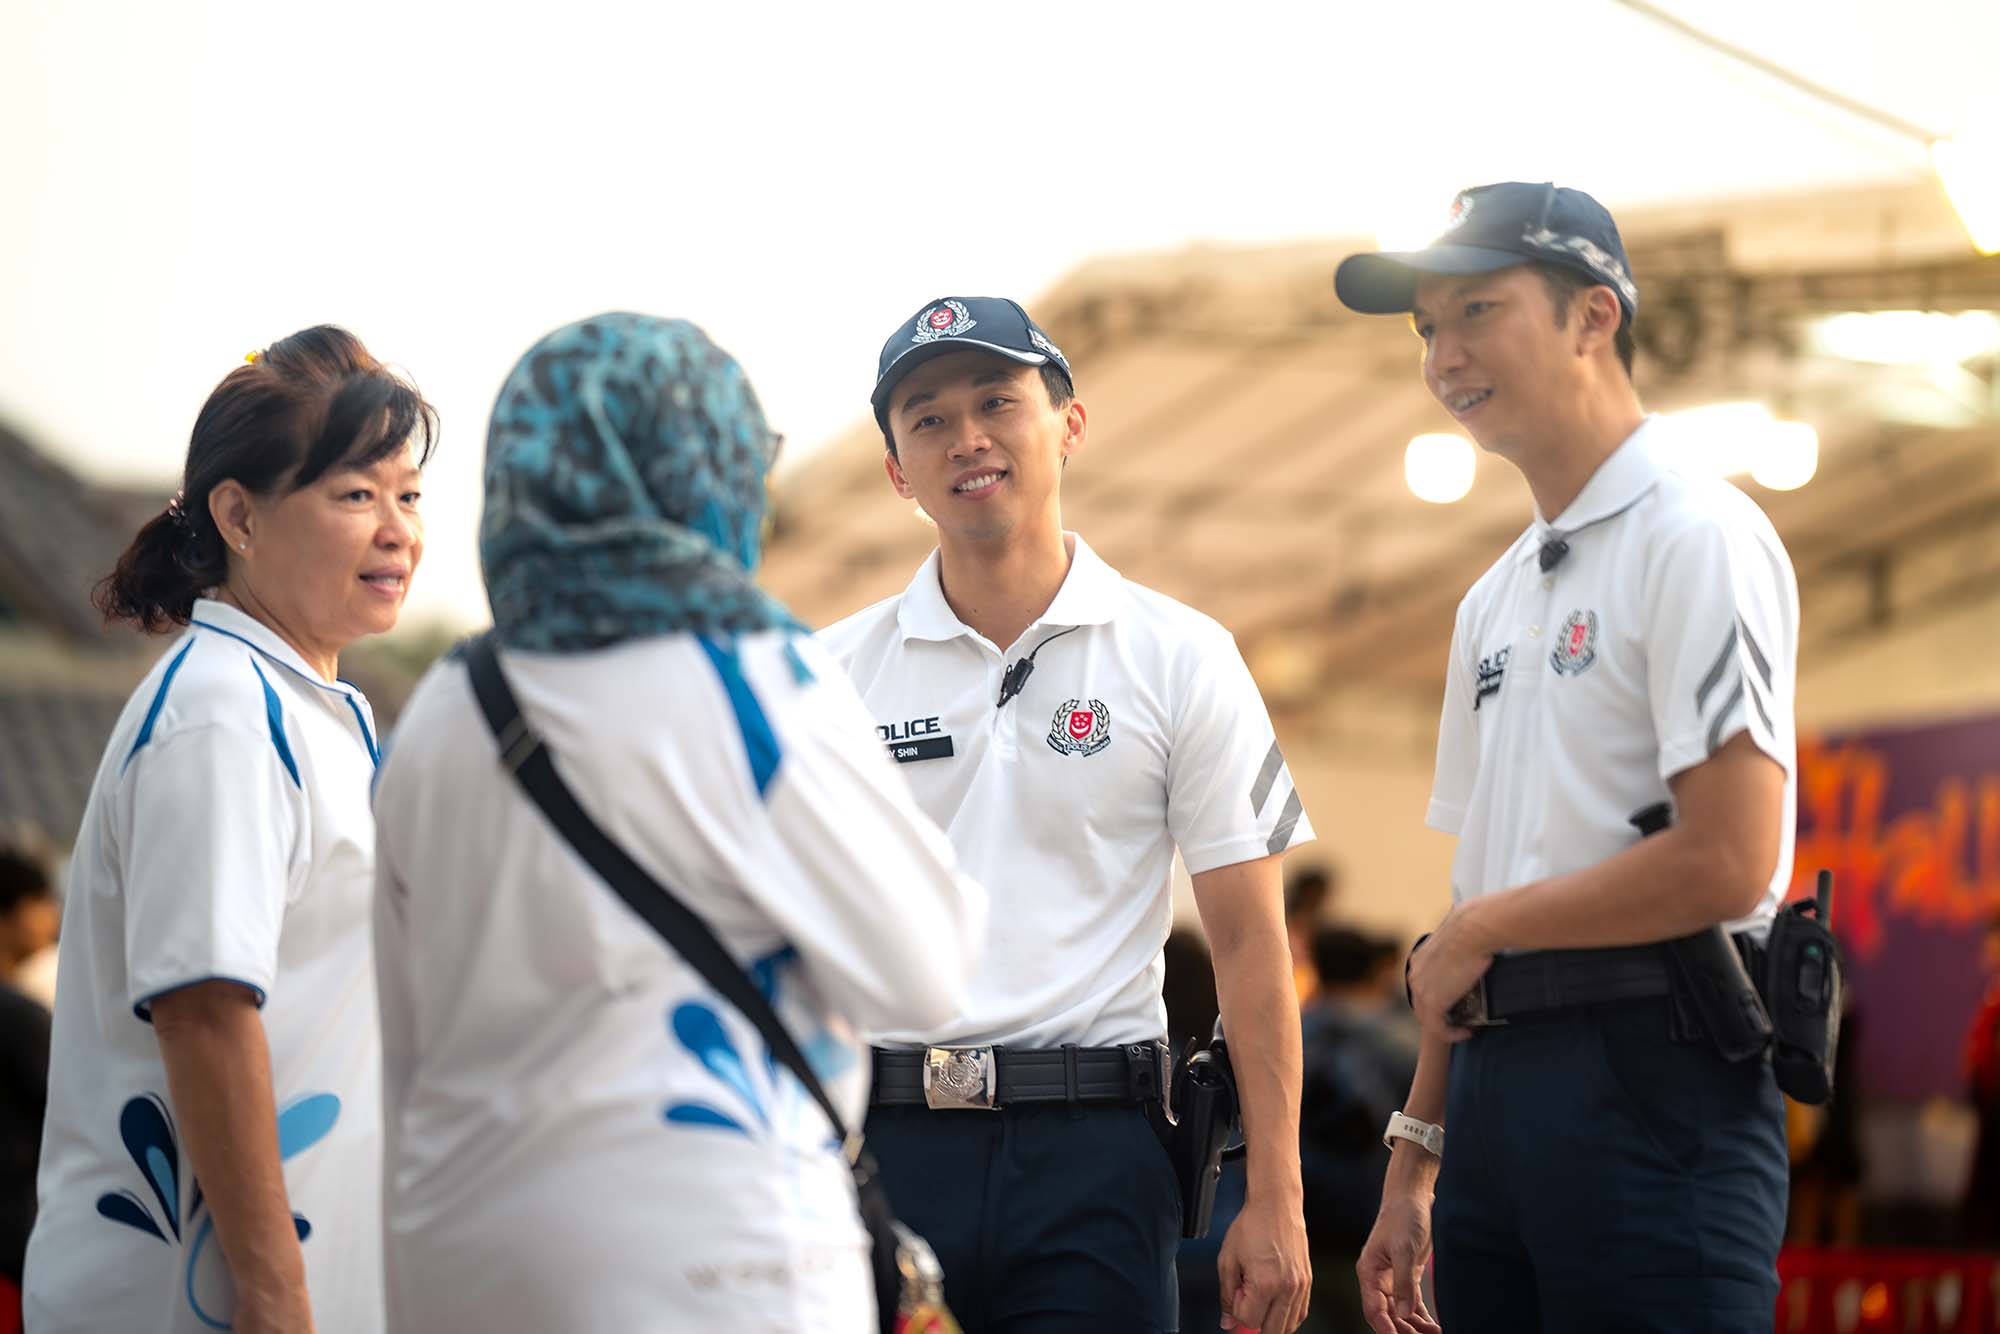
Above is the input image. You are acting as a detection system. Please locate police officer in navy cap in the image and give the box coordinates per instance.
[820,296,1319,1333]
[1335,184,1800,1333]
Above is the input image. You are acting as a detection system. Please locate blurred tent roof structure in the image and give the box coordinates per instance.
[0,428,440,845]
[763,179,2000,748]
[0,421,159,842]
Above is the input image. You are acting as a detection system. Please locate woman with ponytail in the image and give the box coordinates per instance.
[26,327,436,1334]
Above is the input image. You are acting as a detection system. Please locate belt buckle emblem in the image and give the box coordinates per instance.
[923,1046,998,1110]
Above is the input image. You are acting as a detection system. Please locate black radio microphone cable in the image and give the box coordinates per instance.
[997,625,1081,708]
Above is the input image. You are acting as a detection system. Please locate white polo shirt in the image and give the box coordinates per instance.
[820,533,1314,1049]
[27,598,385,1334]
[372,630,984,1332]
[1428,417,1799,936]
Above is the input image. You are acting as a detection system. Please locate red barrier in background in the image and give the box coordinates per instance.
[1778,1247,2000,1332]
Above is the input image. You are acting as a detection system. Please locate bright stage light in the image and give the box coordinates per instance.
[1809,310,2000,365]
[1934,132,2000,255]
[1749,421,1819,491]
[1663,403,1819,492]
[1404,434,1475,504]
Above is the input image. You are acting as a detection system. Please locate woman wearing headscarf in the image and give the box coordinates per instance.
[372,314,985,1332]
[27,327,435,1334]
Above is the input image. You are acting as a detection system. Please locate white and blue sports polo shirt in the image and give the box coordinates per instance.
[820,532,1316,1050]
[372,630,985,1331]
[27,598,387,1333]
[1428,416,1801,936]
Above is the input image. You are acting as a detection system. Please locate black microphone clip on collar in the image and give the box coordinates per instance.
[996,625,1082,709]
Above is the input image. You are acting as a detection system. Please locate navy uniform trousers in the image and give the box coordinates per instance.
[866,1101,1183,1333]
[1433,998,1788,1333]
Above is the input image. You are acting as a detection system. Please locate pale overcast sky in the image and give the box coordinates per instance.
[3,0,1990,625]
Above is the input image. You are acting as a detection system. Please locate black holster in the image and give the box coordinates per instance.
[1166,1025,1242,1239]
[1633,803,1773,1064]
[1664,925,1774,1062]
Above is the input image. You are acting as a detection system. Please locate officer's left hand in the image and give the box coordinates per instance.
[1217,1190,1311,1333]
[1406,904,1494,1043]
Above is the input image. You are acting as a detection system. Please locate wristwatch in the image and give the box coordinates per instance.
[1382,1110,1444,1158]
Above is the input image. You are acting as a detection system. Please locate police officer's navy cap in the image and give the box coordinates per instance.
[1335,182,1639,326]
[872,296,1074,430]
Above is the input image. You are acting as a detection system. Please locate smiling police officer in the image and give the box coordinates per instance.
[1334,184,1799,1334]
[819,296,1316,1334]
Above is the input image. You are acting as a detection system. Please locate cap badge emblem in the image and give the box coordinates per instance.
[1550,609,1599,676]
[1047,699,1111,756]
[1442,192,1475,234]
[912,299,976,344]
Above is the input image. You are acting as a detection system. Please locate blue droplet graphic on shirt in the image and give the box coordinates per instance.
[184,1217,232,1330]
[275,1093,340,1159]
[95,1189,167,1243]
[118,1095,180,1241]
[664,1102,750,1136]
[146,1147,178,1225]
[671,1002,766,1124]
[292,1212,311,1242]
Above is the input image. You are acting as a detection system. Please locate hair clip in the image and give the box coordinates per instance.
[244,350,261,365]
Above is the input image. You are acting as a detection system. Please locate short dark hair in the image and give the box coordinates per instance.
[1530,261,1635,379]
[1311,926,1385,989]
[0,845,53,917]
[1284,865,1337,924]
[95,326,439,632]
[883,360,1072,459]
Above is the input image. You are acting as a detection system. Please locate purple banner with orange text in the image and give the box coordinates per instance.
[1793,711,2000,1101]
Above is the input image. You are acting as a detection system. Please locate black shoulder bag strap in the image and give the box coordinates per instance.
[460,632,919,1330]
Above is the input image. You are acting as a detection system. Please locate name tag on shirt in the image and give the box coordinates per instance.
[886,736,954,764]
[878,715,953,763]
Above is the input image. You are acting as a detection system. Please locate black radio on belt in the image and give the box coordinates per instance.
[1763,869,1842,1105]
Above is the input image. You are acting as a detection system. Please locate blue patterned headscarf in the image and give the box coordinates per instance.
[481,313,802,651]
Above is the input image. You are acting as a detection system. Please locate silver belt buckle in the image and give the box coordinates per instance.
[923,1046,998,1110]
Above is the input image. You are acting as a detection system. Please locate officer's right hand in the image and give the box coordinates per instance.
[1357,1186,1441,1334]
[1405,908,1490,1046]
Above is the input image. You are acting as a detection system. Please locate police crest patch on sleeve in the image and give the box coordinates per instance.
[1047,699,1111,756]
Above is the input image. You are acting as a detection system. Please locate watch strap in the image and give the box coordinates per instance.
[1383,1110,1444,1157]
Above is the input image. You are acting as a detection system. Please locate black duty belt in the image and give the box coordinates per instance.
[870,1042,1169,1110]
[1453,944,1676,1026]
[1443,935,1768,1029]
